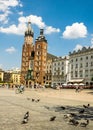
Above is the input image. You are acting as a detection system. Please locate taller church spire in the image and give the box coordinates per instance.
[21,21,34,84]
[25,21,34,37]
[24,21,34,45]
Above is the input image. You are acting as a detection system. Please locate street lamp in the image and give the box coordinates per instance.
[25,69,34,87]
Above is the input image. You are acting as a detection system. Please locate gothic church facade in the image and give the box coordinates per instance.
[21,22,47,86]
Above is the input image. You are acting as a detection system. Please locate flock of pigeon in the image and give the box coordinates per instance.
[21,98,92,128]
[63,104,90,127]
[44,103,93,128]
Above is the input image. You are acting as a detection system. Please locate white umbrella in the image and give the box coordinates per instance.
[68,83,72,86]
[62,83,67,86]
[79,83,85,86]
[74,83,78,86]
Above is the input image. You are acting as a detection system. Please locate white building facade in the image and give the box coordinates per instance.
[52,56,69,86]
[69,47,93,86]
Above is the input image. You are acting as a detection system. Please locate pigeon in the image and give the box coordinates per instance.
[21,118,28,124]
[24,111,29,119]
[35,99,40,102]
[80,119,89,127]
[63,114,69,119]
[63,113,76,119]
[83,104,90,108]
[50,116,56,121]
[68,119,79,126]
[32,98,35,102]
[60,106,66,110]
[69,113,77,117]
[79,109,85,114]
[21,111,29,124]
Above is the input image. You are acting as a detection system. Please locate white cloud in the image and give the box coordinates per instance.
[91,38,93,45]
[0,22,27,35]
[0,13,8,24]
[63,22,87,39]
[0,15,60,35]
[0,0,22,23]
[45,26,60,34]
[5,46,16,54]
[0,0,21,11]
[74,44,83,51]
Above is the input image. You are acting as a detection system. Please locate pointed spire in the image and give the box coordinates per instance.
[25,21,34,37]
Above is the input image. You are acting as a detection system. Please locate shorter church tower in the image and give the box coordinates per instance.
[34,29,47,85]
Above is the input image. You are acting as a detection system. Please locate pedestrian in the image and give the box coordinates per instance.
[75,86,79,92]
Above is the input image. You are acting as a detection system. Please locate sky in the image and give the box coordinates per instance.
[0,0,93,70]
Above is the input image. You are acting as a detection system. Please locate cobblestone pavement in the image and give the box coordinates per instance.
[0,88,93,130]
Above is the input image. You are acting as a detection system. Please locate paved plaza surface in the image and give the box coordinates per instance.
[0,87,93,130]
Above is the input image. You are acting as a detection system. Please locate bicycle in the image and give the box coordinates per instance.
[15,87,24,94]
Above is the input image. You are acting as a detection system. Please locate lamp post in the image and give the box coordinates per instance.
[25,69,34,87]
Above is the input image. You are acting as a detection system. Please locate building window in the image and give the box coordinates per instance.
[79,70,83,77]
[86,62,88,67]
[71,59,73,62]
[75,64,78,68]
[80,57,83,60]
[75,71,78,77]
[71,65,73,69]
[37,51,41,55]
[91,62,93,66]
[91,55,93,59]
[62,67,64,70]
[86,56,88,60]
[71,71,73,78]
[76,58,78,61]
[58,62,60,66]
[62,62,64,65]
[85,74,88,77]
[80,63,83,68]
[85,70,88,77]
[37,44,40,49]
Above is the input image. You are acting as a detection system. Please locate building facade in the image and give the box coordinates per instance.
[34,29,47,85]
[11,69,21,85]
[0,69,4,82]
[45,53,57,87]
[69,47,93,86]
[52,56,69,86]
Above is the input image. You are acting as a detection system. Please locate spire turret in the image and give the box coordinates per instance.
[35,29,47,43]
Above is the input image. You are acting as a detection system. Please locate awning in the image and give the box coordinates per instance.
[68,79,84,83]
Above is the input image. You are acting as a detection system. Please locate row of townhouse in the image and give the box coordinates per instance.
[0,68,21,85]
[1,47,93,87]
[45,46,93,87]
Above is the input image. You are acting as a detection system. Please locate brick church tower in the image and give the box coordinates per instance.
[21,21,34,84]
[21,22,47,86]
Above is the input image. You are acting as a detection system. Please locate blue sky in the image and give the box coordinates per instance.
[0,0,93,70]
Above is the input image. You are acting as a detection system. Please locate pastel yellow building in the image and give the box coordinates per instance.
[0,69,4,82]
[12,71,21,85]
